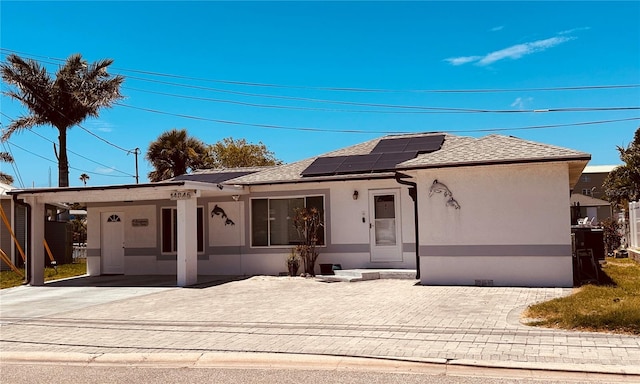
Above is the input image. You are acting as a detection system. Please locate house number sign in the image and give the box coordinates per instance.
[132,219,149,227]
[170,190,194,200]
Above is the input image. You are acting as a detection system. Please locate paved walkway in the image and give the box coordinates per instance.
[1,275,639,376]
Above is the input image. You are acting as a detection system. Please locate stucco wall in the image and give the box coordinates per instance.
[416,162,573,287]
[87,203,159,275]
[84,179,417,277]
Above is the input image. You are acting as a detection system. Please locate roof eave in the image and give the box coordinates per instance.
[395,155,592,172]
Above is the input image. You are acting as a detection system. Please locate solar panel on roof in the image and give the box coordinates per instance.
[371,134,444,154]
[300,156,349,176]
[335,154,381,174]
[370,137,411,153]
[370,151,417,170]
[301,135,444,177]
[173,171,256,184]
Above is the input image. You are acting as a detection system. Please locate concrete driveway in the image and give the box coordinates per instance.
[1,275,639,375]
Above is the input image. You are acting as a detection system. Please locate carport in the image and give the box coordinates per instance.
[7,180,245,287]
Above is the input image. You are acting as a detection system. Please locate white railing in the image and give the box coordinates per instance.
[72,243,87,261]
[629,201,639,249]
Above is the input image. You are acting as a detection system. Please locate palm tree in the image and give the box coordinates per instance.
[146,128,208,182]
[79,173,90,186]
[0,151,14,184]
[1,53,124,187]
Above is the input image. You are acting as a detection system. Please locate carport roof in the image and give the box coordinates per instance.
[6,180,244,204]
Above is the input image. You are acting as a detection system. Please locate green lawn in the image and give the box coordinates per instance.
[524,257,640,335]
[0,261,87,289]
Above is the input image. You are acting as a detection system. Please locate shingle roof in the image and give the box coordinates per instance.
[229,132,451,185]
[172,166,272,184]
[397,134,590,169]
[223,133,591,186]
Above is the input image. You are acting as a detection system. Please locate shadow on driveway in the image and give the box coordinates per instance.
[45,275,251,289]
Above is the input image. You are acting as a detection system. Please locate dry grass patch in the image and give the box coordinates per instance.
[524,258,640,335]
[0,261,87,289]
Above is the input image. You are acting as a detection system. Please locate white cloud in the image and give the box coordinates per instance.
[558,27,590,35]
[86,120,113,133]
[444,56,482,66]
[95,167,116,174]
[510,97,533,109]
[490,26,504,32]
[446,33,577,67]
[477,36,574,65]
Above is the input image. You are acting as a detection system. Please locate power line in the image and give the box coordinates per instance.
[3,48,638,118]
[2,47,639,94]
[126,75,640,112]
[117,103,395,133]
[27,129,135,177]
[444,117,640,133]
[6,140,133,178]
[1,112,136,178]
[1,141,25,188]
[1,80,135,154]
[117,103,640,134]
[123,86,640,115]
[122,87,475,114]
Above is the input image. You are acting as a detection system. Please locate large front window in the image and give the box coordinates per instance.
[251,196,325,247]
[161,207,204,253]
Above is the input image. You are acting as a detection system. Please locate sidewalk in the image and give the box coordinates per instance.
[1,275,639,377]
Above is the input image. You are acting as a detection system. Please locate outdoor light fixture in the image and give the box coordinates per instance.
[217,184,223,190]
[232,195,240,201]
[353,190,359,200]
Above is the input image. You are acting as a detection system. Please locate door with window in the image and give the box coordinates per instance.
[369,190,402,262]
[102,212,124,274]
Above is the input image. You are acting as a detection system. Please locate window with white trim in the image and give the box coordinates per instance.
[251,196,325,247]
[161,207,204,253]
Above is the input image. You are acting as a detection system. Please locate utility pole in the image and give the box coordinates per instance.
[134,148,140,184]
[128,148,140,184]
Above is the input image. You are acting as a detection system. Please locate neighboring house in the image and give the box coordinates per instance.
[8,132,590,287]
[571,165,618,223]
[0,182,28,270]
[573,165,618,199]
[570,193,612,225]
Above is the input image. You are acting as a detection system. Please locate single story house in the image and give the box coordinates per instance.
[8,132,590,287]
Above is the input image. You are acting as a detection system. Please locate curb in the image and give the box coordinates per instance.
[2,351,639,378]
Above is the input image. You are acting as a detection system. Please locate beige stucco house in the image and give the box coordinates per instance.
[8,132,590,287]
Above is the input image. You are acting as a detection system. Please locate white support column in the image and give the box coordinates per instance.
[176,196,198,287]
[26,197,45,286]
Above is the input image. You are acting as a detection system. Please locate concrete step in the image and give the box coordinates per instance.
[316,269,417,283]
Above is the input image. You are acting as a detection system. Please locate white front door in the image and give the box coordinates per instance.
[369,189,402,262]
[102,212,124,274]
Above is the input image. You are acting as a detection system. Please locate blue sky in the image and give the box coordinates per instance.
[1,1,639,188]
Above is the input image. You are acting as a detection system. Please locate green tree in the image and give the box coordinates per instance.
[0,151,14,184]
[146,128,208,182]
[603,127,640,208]
[1,53,124,187]
[79,173,90,186]
[207,137,282,168]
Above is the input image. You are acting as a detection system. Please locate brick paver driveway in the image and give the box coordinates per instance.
[1,276,639,372]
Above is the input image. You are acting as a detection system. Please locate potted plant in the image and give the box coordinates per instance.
[293,206,323,276]
[286,248,300,276]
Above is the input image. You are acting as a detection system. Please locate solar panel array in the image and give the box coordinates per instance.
[371,135,445,154]
[301,134,445,177]
[173,171,257,183]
